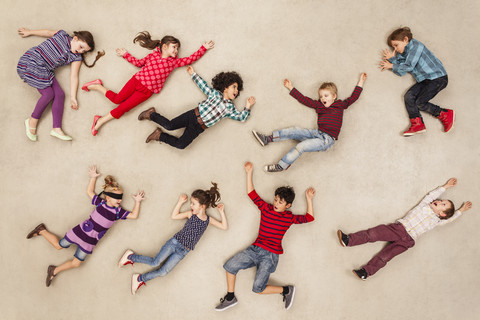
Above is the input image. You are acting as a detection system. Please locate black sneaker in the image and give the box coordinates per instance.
[337,230,349,247]
[352,268,368,281]
[264,164,284,173]
[215,295,238,311]
[252,130,270,146]
[282,285,295,310]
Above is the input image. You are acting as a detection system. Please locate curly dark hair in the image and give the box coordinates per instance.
[275,186,295,205]
[211,72,243,97]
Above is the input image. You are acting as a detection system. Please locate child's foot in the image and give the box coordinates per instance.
[26,223,46,239]
[264,164,284,173]
[24,119,37,141]
[145,128,162,143]
[337,230,349,247]
[282,285,295,310]
[352,268,368,281]
[50,128,72,141]
[215,294,238,311]
[438,109,455,133]
[252,130,270,146]
[131,273,145,295]
[403,117,426,136]
[46,265,56,287]
[81,79,103,92]
[138,107,156,121]
[118,249,134,267]
[91,115,101,136]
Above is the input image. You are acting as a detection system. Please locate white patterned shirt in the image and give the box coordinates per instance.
[398,187,462,240]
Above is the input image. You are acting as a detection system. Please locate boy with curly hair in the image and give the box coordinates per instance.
[139,66,255,149]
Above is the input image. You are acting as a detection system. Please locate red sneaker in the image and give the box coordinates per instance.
[92,115,101,136]
[438,109,455,133]
[403,117,426,136]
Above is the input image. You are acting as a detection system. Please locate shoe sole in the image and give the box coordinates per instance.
[252,130,266,146]
[215,300,238,312]
[403,129,426,136]
[336,230,346,247]
[352,270,367,281]
[285,286,295,310]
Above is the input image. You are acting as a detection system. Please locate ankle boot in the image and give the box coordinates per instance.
[403,117,426,136]
[438,109,455,133]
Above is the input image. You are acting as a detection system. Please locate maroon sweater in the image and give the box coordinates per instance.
[289,86,363,140]
[249,190,314,254]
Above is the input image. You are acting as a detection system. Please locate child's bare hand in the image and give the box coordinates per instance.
[89,166,101,178]
[187,66,194,75]
[246,96,256,109]
[284,79,293,91]
[357,73,367,87]
[203,40,215,50]
[444,178,457,189]
[70,98,79,110]
[379,60,393,71]
[217,203,225,211]
[306,187,316,200]
[459,201,472,213]
[179,194,188,203]
[132,190,145,202]
[116,48,126,56]
[382,48,396,60]
[18,28,31,37]
[244,162,253,173]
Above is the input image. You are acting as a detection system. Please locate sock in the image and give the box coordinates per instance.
[226,292,235,301]
[267,135,274,142]
[282,286,289,295]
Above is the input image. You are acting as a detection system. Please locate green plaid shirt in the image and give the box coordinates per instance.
[192,73,250,127]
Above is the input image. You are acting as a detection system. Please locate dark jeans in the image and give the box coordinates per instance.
[404,75,448,119]
[150,109,204,149]
[348,223,415,276]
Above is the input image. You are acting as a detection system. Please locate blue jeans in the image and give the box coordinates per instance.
[272,127,335,169]
[59,237,88,261]
[131,237,189,282]
[404,75,448,119]
[223,245,279,293]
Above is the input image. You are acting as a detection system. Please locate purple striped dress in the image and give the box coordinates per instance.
[64,195,130,255]
[17,30,82,89]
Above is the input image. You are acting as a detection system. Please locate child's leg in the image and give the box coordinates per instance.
[150,109,193,131]
[151,109,204,149]
[362,239,414,276]
[276,129,334,169]
[50,78,65,130]
[251,249,279,294]
[104,77,139,104]
[348,223,407,247]
[52,257,83,276]
[30,85,55,133]
[226,272,236,292]
[404,76,448,118]
[39,229,63,250]
[108,88,153,120]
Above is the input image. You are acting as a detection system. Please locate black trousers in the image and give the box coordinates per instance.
[404,75,448,119]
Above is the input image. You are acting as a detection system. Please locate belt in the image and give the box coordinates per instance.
[194,108,208,130]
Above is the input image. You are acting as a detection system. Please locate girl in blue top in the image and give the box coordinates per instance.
[118,182,228,295]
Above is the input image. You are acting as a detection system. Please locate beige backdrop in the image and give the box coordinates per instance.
[1,0,479,319]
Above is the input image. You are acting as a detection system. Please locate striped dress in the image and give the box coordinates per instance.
[64,195,130,254]
[17,30,82,89]
[249,190,314,254]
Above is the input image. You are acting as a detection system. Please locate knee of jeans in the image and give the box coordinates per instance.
[404,91,416,104]
[176,140,191,150]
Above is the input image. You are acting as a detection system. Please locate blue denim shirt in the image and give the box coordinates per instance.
[388,38,446,82]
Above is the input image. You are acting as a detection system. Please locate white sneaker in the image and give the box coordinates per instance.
[118,249,134,267]
[131,273,145,295]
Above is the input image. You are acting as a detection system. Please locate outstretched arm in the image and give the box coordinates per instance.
[305,187,316,217]
[286,78,323,110]
[171,194,192,220]
[188,66,213,96]
[175,41,212,67]
[87,166,100,199]
[245,162,254,194]
[121,48,152,68]
[209,203,228,230]
[18,28,58,38]
[126,190,146,219]
[69,61,81,110]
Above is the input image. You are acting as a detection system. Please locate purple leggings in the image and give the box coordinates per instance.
[32,77,65,128]
[348,223,415,276]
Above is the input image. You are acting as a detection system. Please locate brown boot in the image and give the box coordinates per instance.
[146,128,162,143]
[26,223,46,239]
[138,107,156,121]
[46,265,57,287]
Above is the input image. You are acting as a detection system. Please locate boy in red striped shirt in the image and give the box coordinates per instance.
[253,73,367,172]
[215,162,315,311]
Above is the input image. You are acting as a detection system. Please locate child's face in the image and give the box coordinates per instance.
[105,193,123,207]
[273,195,291,212]
[390,37,409,54]
[223,83,239,100]
[70,37,91,54]
[162,42,179,58]
[430,199,451,217]
[190,197,205,215]
[319,89,337,108]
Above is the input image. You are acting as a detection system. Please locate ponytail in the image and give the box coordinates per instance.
[191,182,220,208]
[73,31,105,68]
[133,31,181,52]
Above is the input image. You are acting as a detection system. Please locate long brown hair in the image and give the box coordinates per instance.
[73,31,105,68]
[133,31,181,52]
[191,182,220,208]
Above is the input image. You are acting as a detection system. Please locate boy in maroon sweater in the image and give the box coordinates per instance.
[253,73,367,172]
[215,162,315,311]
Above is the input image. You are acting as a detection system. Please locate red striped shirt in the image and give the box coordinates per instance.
[249,190,314,254]
[289,86,363,140]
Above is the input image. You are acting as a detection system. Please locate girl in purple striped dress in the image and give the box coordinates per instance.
[118,183,228,295]
[17,28,104,141]
[26,166,145,287]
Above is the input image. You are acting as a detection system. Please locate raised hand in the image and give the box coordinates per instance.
[116,48,126,56]
[284,79,293,91]
[89,166,101,178]
[132,190,146,202]
[203,40,215,50]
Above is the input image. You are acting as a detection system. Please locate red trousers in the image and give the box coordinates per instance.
[348,223,415,276]
[106,76,153,119]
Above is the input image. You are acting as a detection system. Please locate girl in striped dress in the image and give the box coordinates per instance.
[118,183,228,295]
[17,28,103,141]
[26,166,145,287]
[81,31,214,136]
